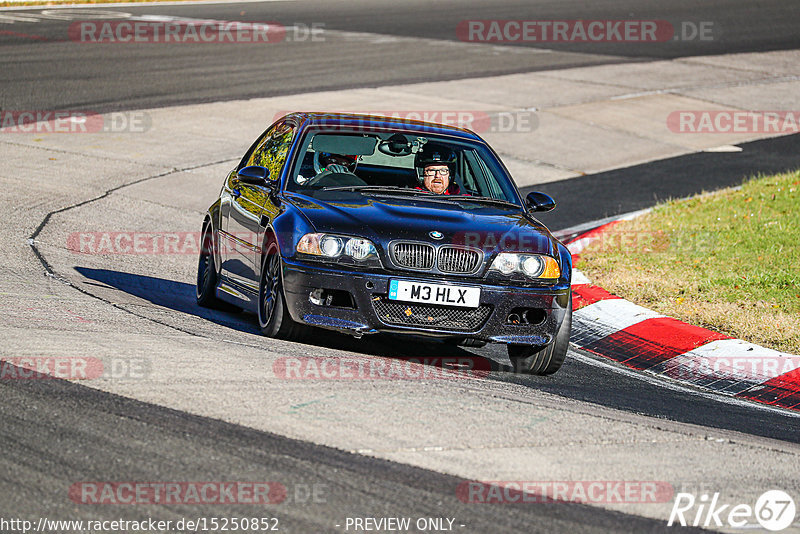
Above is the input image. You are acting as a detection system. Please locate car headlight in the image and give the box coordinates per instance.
[521,255,545,277]
[493,253,518,275]
[296,233,381,266]
[320,235,344,257]
[344,238,375,260]
[489,253,560,280]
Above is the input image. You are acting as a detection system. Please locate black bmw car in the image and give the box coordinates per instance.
[197,112,572,374]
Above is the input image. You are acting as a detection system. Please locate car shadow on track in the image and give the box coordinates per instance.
[74,266,262,334]
[73,267,509,374]
[73,267,800,444]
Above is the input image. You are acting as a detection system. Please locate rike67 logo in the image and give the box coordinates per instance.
[668,490,796,531]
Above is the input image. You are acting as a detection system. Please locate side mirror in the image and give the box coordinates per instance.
[237,165,270,185]
[525,191,556,213]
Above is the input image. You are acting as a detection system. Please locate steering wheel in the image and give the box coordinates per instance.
[306,172,367,188]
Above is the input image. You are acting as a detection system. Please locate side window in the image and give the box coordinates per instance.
[246,121,296,180]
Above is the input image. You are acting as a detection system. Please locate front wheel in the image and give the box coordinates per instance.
[258,245,309,341]
[508,296,572,375]
[196,225,223,308]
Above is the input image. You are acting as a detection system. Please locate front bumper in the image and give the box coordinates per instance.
[281,257,570,344]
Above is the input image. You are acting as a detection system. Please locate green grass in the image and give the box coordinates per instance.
[577,169,800,352]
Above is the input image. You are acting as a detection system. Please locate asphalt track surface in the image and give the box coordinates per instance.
[3,361,719,534]
[2,1,800,533]
[0,0,799,111]
[524,134,800,230]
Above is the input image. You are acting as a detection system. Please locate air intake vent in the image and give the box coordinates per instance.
[437,246,482,274]
[373,297,491,331]
[391,242,435,270]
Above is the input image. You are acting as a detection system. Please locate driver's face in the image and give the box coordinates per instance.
[325,155,355,168]
[423,165,450,194]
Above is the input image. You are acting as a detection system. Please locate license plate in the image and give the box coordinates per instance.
[388,280,480,308]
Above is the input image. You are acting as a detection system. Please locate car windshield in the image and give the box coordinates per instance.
[286,130,521,205]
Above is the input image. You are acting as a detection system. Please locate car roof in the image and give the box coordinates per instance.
[280,112,486,143]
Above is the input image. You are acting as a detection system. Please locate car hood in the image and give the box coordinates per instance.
[284,192,558,256]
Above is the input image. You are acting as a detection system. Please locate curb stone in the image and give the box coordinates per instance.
[558,218,800,412]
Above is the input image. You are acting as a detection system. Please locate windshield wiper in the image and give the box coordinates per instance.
[448,195,520,208]
[323,186,438,195]
[321,187,519,207]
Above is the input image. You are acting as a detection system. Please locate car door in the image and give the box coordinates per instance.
[222,120,296,293]
[218,131,266,282]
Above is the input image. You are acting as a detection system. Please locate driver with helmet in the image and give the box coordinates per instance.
[414,144,461,195]
[318,152,358,174]
[300,152,359,186]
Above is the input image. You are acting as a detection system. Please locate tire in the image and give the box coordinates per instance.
[196,225,223,308]
[258,243,309,341]
[507,296,572,375]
